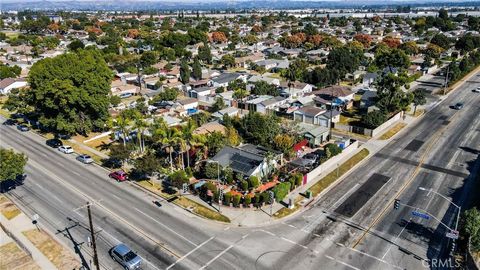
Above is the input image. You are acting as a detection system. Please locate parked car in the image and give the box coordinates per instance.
[46,138,63,148]
[3,119,17,126]
[110,244,142,270]
[109,170,128,182]
[453,102,464,110]
[58,145,74,154]
[119,93,133,99]
[77,154,94,164]
[0,179,16,193]
[17,124,30,132]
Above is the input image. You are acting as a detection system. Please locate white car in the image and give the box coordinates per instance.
[473,87,480,93]
[58,145,74,154]
[77,154,94,164]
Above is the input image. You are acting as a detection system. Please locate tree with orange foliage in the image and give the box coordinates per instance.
[47,23,60,32]
[308,34,323,47]
[251,25,263,33]
[127,29,140,39]
[86,26,103,35]
[382,37,401,48]
[354,34,373,48]
[211,31,228,43]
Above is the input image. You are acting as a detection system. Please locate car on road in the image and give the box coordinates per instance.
[17,124,30,132]
[3,119,17,126]
[46,138,63,148]
[109,170,128,182]
[473,87,480,93]
[15,174,27,185]
[0,179,16,193]
[77,154,94,164]
[58,145,74,154]
[453,102,464,110]
[110,243,142,270]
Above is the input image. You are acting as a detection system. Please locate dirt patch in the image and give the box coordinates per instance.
[378,122,407,140]
[22,229,80,270]
[0,242,40,270]
[0,196,21,220]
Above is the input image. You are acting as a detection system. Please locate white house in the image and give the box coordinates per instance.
[0,78,28,95]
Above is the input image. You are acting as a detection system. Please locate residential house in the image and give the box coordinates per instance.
[188,86,215,99]
[176,98,199,113]
[298,123,330,147]
[210,144,281,178]
[245,95,273,112]
[279,81,313,99]
[312,86,354,110]
[363,72,379,87]
[256,96,287,114]
[0,78,28,95]
[233,52,265,69]
[209,73,247,88]
[212,107,241,119]
[255,59,289,71]
[194,121,227,135]
[110,80,139,96]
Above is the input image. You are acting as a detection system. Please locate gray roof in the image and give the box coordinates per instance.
[211,146,264,176]
[261,96,285,107]
[361,90,377,101]
[212,73,241,84]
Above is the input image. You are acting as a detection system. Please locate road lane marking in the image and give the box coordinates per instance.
[325,255,360,270]
[134,207,198,247]
[166,236,215,270]
[198,244,234,270]
[26,158,182,259]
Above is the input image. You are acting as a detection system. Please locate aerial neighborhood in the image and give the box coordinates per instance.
[1,4,480,270]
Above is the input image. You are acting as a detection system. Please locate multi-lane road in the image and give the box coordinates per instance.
[1,71,479,270]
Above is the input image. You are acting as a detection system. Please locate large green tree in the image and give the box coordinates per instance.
[180,58,190,84]
[0,148,28,181]
[192,57,202,80]
[375,73,413,113]
[27,49,112,135]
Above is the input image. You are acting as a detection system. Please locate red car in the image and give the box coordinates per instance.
[109,170,128,182]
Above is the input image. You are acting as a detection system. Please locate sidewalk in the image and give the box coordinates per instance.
[0,211,58,270]
[67,138,109,159]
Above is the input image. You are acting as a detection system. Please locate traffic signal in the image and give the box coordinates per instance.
[394,199,400,210]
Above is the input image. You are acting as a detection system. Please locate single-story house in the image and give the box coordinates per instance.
[0,78,28,95]
[363,72,379,87]
[210,144,281,178]
[279,81,313,99]
[360,90,377,109]
[257,96,287,114]
[176,98,199,111]
[194,122,227,135]
[209,73,247,88]
[299,123,330,147]
[212,107,241,119]
[188,86,215,99]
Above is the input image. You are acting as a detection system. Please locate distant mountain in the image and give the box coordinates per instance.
[2,0,479,11]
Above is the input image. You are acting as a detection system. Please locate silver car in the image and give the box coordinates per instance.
[76,154,94,164]
[110,244,142,270]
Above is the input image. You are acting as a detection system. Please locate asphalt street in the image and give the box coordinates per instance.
[0,72,479,270]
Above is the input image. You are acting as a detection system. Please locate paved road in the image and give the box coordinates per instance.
[1,72,479,270]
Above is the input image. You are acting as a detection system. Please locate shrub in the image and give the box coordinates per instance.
[293,173,303,186]
[241,180,249,191]
[325,143,343,157]
[205,162,221,179]
[223,166,233,183]
[233,194,241,207]
[169,170,189,189]
[288,178,296,190]
[254,193,261,206]
[223,192,232,205]
[261,192,270,204]
[249,176,260,188]
[244,196,252,206]
[273,182,291,202]
[205,182,217,193]
[185,167,193,177]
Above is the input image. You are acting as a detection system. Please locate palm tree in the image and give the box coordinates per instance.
[182,120,197,168]
[160,128,181,171]
[115,115,130,146]
[133,115,148,153]
[233,89,249,113]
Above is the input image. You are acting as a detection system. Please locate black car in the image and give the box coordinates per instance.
[3,119,17,126]
[15,174,27,185]
[0,179,16,193]
[453,102,464,110]
[46,138,63,148]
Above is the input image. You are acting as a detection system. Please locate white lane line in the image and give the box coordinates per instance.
[134,207,198,247]
[199,244,234,270]
[72,171,80,176]
[332,183,360,209]
[166,236,215,270]
[280,236,297,245]
[325,255,361,270]
[34,183,62,203]
[223,226,231,231]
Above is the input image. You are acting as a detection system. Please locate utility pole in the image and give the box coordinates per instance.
[329,89,334,141]
[87,202,100,270]
[443,65,450,95]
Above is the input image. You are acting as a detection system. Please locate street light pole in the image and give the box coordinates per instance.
[418,187,461,233]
